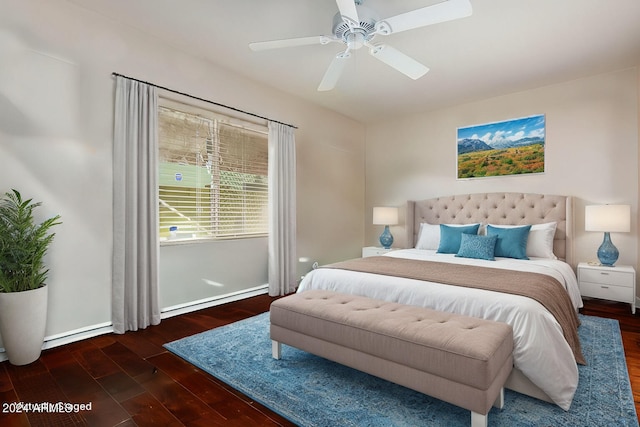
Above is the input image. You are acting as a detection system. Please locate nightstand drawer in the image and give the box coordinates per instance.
[577,262,636,314]
[579,281,634,303]
[579,268,633,288]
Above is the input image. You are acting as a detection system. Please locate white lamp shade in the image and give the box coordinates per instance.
[373,207,398,225]
[585,204,630,232]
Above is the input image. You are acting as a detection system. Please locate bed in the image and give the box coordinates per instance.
[297,192,583,411]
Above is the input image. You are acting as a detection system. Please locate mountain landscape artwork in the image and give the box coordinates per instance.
[457,114,545,179]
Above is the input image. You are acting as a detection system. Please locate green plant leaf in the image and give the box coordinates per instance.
[0,189,62,292]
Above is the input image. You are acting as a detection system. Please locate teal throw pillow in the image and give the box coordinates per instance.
[456,233,498,261]
[437,224,481,254]
[487,225,532,260]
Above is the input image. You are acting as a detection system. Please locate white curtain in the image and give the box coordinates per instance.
[268,122,297,296]
[112,76,160,333]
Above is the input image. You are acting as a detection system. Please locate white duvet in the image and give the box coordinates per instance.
[296,249,583,410]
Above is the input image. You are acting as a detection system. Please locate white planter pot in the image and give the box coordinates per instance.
[0,285,48,365]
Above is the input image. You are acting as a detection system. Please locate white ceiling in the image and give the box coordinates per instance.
[68,0,640,123]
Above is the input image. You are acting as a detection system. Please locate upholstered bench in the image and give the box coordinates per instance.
[270,290,514,427]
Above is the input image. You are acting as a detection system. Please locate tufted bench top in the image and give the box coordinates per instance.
[270,290,514,391]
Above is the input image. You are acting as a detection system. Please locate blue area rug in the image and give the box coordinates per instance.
[165,313,638,427]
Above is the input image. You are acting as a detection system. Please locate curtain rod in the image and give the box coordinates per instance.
[111,72,297,129]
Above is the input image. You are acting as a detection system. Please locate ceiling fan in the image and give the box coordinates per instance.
[249,0,472,91]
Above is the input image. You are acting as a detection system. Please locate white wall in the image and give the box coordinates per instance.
[160,238,269,311]
[366,68,639,276]
[0,0,365,350]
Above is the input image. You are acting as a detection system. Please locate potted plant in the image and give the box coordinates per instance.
[0,189,61,365]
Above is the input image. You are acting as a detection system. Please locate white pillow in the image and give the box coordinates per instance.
[487,222,557,259]
[416,223,440,249]
[416,223,481,250]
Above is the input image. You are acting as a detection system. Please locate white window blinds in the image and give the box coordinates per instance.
[158,103,268,240]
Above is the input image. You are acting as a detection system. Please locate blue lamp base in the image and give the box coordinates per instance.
[379,225,394,249]
[597,232,619,266]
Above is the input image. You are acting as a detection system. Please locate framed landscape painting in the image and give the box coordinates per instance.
[457,114,545,179]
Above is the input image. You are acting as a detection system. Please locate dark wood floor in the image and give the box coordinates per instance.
[0,294,638,426]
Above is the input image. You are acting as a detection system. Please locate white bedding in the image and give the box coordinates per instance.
[296,249,582,410]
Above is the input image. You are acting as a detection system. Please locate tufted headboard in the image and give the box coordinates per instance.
[406,193,574,265]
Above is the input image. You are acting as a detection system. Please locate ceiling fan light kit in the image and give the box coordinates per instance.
[249,0,472,91]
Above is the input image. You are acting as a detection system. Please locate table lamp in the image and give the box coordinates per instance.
[585,204,630,266]
[373,207,399,249]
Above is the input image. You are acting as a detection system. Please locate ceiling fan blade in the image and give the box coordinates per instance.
[375,0,472,35]
[335,0,360,27]
[249,36,336,51]
[318,52,350,91]
[369,44,429,80]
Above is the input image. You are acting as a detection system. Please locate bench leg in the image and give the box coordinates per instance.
[493,387,505,409]
[470,387,503,427]
[272,340,281,360]
[470,411,487,427]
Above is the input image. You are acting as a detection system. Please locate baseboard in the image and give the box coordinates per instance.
[0,285,270,363]
[0,322,114,363]
[161,284,269,319]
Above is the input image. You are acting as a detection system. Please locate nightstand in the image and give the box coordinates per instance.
[362,246,398,258]
[577,262,636,314]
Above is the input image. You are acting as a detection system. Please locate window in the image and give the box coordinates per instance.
[158,100,268,241]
